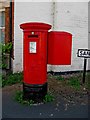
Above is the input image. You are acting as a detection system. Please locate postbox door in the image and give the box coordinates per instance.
[24,32,47,85]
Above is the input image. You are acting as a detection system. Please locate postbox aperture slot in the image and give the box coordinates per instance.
[29,42,37,53]
[28,35,38,38]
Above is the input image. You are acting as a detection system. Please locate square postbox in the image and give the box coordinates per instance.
[47,31,72,65]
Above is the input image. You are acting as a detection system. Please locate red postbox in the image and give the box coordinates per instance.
[20,22,51,101]
[48,31,72,65]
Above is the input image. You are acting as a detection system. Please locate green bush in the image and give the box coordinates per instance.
[2,42,12,54]
[0,42,13,69]
[2,72,23,87]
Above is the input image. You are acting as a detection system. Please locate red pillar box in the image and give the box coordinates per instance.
[48,31,72,65]
[20,22,51,101]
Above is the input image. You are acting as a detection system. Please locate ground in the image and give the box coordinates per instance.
[48,72,89,105]
[2,72,89,118]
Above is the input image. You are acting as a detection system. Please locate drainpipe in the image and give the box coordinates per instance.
[9,1,12,69]
[52,0,55,30]
[49,0,55,72]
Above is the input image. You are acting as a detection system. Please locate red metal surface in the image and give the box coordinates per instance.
[47,31,72,65]
[20,22,51,85]
[20,22,51,31]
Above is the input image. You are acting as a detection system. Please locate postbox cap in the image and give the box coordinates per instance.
[20,22,52,31]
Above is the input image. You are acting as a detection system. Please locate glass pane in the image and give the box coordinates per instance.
[0,28,5,43]
[0,11,5,43]
[0,12,1,27]
[2,11,5,27]
[0,11,5,27]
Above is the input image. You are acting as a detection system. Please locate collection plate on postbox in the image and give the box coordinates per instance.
[28,32,38,54]
[29,42,37,53]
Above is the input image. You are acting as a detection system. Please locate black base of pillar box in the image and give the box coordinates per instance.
[23,82,47,102]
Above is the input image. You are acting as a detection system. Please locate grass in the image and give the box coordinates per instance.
[2,72,23,87]
[48,74,64,81]
[0,74,2,87]
[2,71,90,105]
[51,72,90,90]
[84,72,90,89]
[54,75,64,81]
[67,77,81,90]
[43,92,54,103]
[14,90,35,106]
[2,71,90,91]
[14,90,54,106]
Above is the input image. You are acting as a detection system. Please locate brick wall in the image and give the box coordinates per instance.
[5,7,10,43]
[11,2,14,59]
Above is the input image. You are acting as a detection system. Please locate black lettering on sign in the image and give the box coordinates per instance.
[83,51,86,55]
[80,50,82,56]
[87,51,90,55]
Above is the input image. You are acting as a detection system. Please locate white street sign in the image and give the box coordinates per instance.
[77,49,90,58]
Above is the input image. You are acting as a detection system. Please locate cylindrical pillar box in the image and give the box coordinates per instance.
[20,22,51,101]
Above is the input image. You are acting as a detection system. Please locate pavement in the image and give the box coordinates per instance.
[2,90,89,119]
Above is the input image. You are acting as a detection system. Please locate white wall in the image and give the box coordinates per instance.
[88,1,90,70]
[51,2,88,72]
[13,2,53,72]
[13,1,89,73]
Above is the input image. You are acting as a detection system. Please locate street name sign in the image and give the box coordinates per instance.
[77,49,90,58]
[77,49,90,84]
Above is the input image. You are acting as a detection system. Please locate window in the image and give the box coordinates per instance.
[0,11,5,43]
